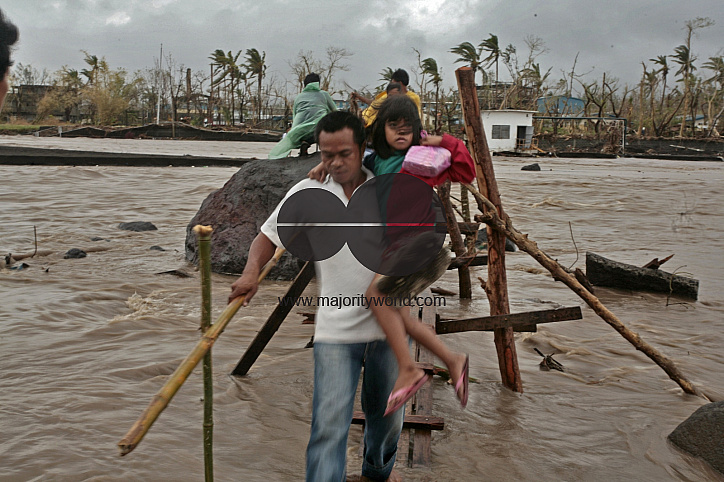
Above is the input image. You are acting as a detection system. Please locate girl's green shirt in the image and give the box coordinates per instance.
[371,150,406,175]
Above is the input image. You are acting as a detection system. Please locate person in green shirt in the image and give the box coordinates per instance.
[268,73,337,159]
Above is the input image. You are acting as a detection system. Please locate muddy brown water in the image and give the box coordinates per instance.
[1,140,722,481]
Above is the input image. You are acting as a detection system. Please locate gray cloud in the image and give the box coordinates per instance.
[3,0,722,96]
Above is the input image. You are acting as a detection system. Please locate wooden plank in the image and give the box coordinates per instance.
[456,67,522,392]
[412,302,437,468]
[436,307,582,334]
[230,261,315,376]
[586,252,699,300]
[351,411,444,431]
[447,254,488,269]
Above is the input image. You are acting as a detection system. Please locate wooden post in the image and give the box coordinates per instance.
[437,181,472,298]
[456,67,522,392]
[231,261,315,377]
[194,225,214,482]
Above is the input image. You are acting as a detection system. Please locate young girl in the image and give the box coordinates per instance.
[309,95,476,415]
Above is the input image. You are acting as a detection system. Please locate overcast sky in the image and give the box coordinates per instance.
[3,0,723,97]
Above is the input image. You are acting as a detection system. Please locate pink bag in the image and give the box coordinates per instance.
[402,145,451,178]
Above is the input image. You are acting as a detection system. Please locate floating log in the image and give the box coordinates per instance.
[436,307,582,334]
[586,252,699,300]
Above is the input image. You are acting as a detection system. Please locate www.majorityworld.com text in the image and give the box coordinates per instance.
[277,294,446,310]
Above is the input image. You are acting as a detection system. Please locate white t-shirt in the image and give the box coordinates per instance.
[260,167,386,344]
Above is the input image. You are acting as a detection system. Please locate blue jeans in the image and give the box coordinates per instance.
[306,340,403,482]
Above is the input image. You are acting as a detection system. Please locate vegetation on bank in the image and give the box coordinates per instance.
[0,123,44,132]
[1,17,721,140]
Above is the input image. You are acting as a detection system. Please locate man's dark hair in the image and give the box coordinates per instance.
[390,69,409,86]
[315,111,366,150]
[304,72,320,86]
[371,95,422,159]
[0,9,19,75]
[386,82,402,95]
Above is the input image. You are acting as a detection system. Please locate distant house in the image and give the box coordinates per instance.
[537,95,585,117]
[673,114,709,131]
[6,84,57,121]
[333,97,351,111]
[481,110,537,152]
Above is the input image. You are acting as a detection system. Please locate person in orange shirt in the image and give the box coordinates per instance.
[352,68,422,128]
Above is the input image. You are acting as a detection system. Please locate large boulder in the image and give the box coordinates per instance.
[668,401,724,475]
[185,154,321,280]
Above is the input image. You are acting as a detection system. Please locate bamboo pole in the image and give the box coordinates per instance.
[118,246,286,456]
[456,67,522,392]
[194,225,214,481]
[463,183,712,401]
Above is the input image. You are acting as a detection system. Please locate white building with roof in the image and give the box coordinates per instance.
[481,110,537,152]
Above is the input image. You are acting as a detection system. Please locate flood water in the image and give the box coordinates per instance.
[1,137,723,481]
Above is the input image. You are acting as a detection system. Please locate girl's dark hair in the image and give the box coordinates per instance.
[0,9,19,75]
[371,95,422,159]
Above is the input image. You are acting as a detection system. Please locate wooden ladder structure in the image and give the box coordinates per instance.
[350,296,444,468]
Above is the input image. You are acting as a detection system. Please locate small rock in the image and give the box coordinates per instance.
[64,248,87,259]
[119,222,158,232]
[150,246,166,251]
[521,163,542,171]
[90,237,106,241]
